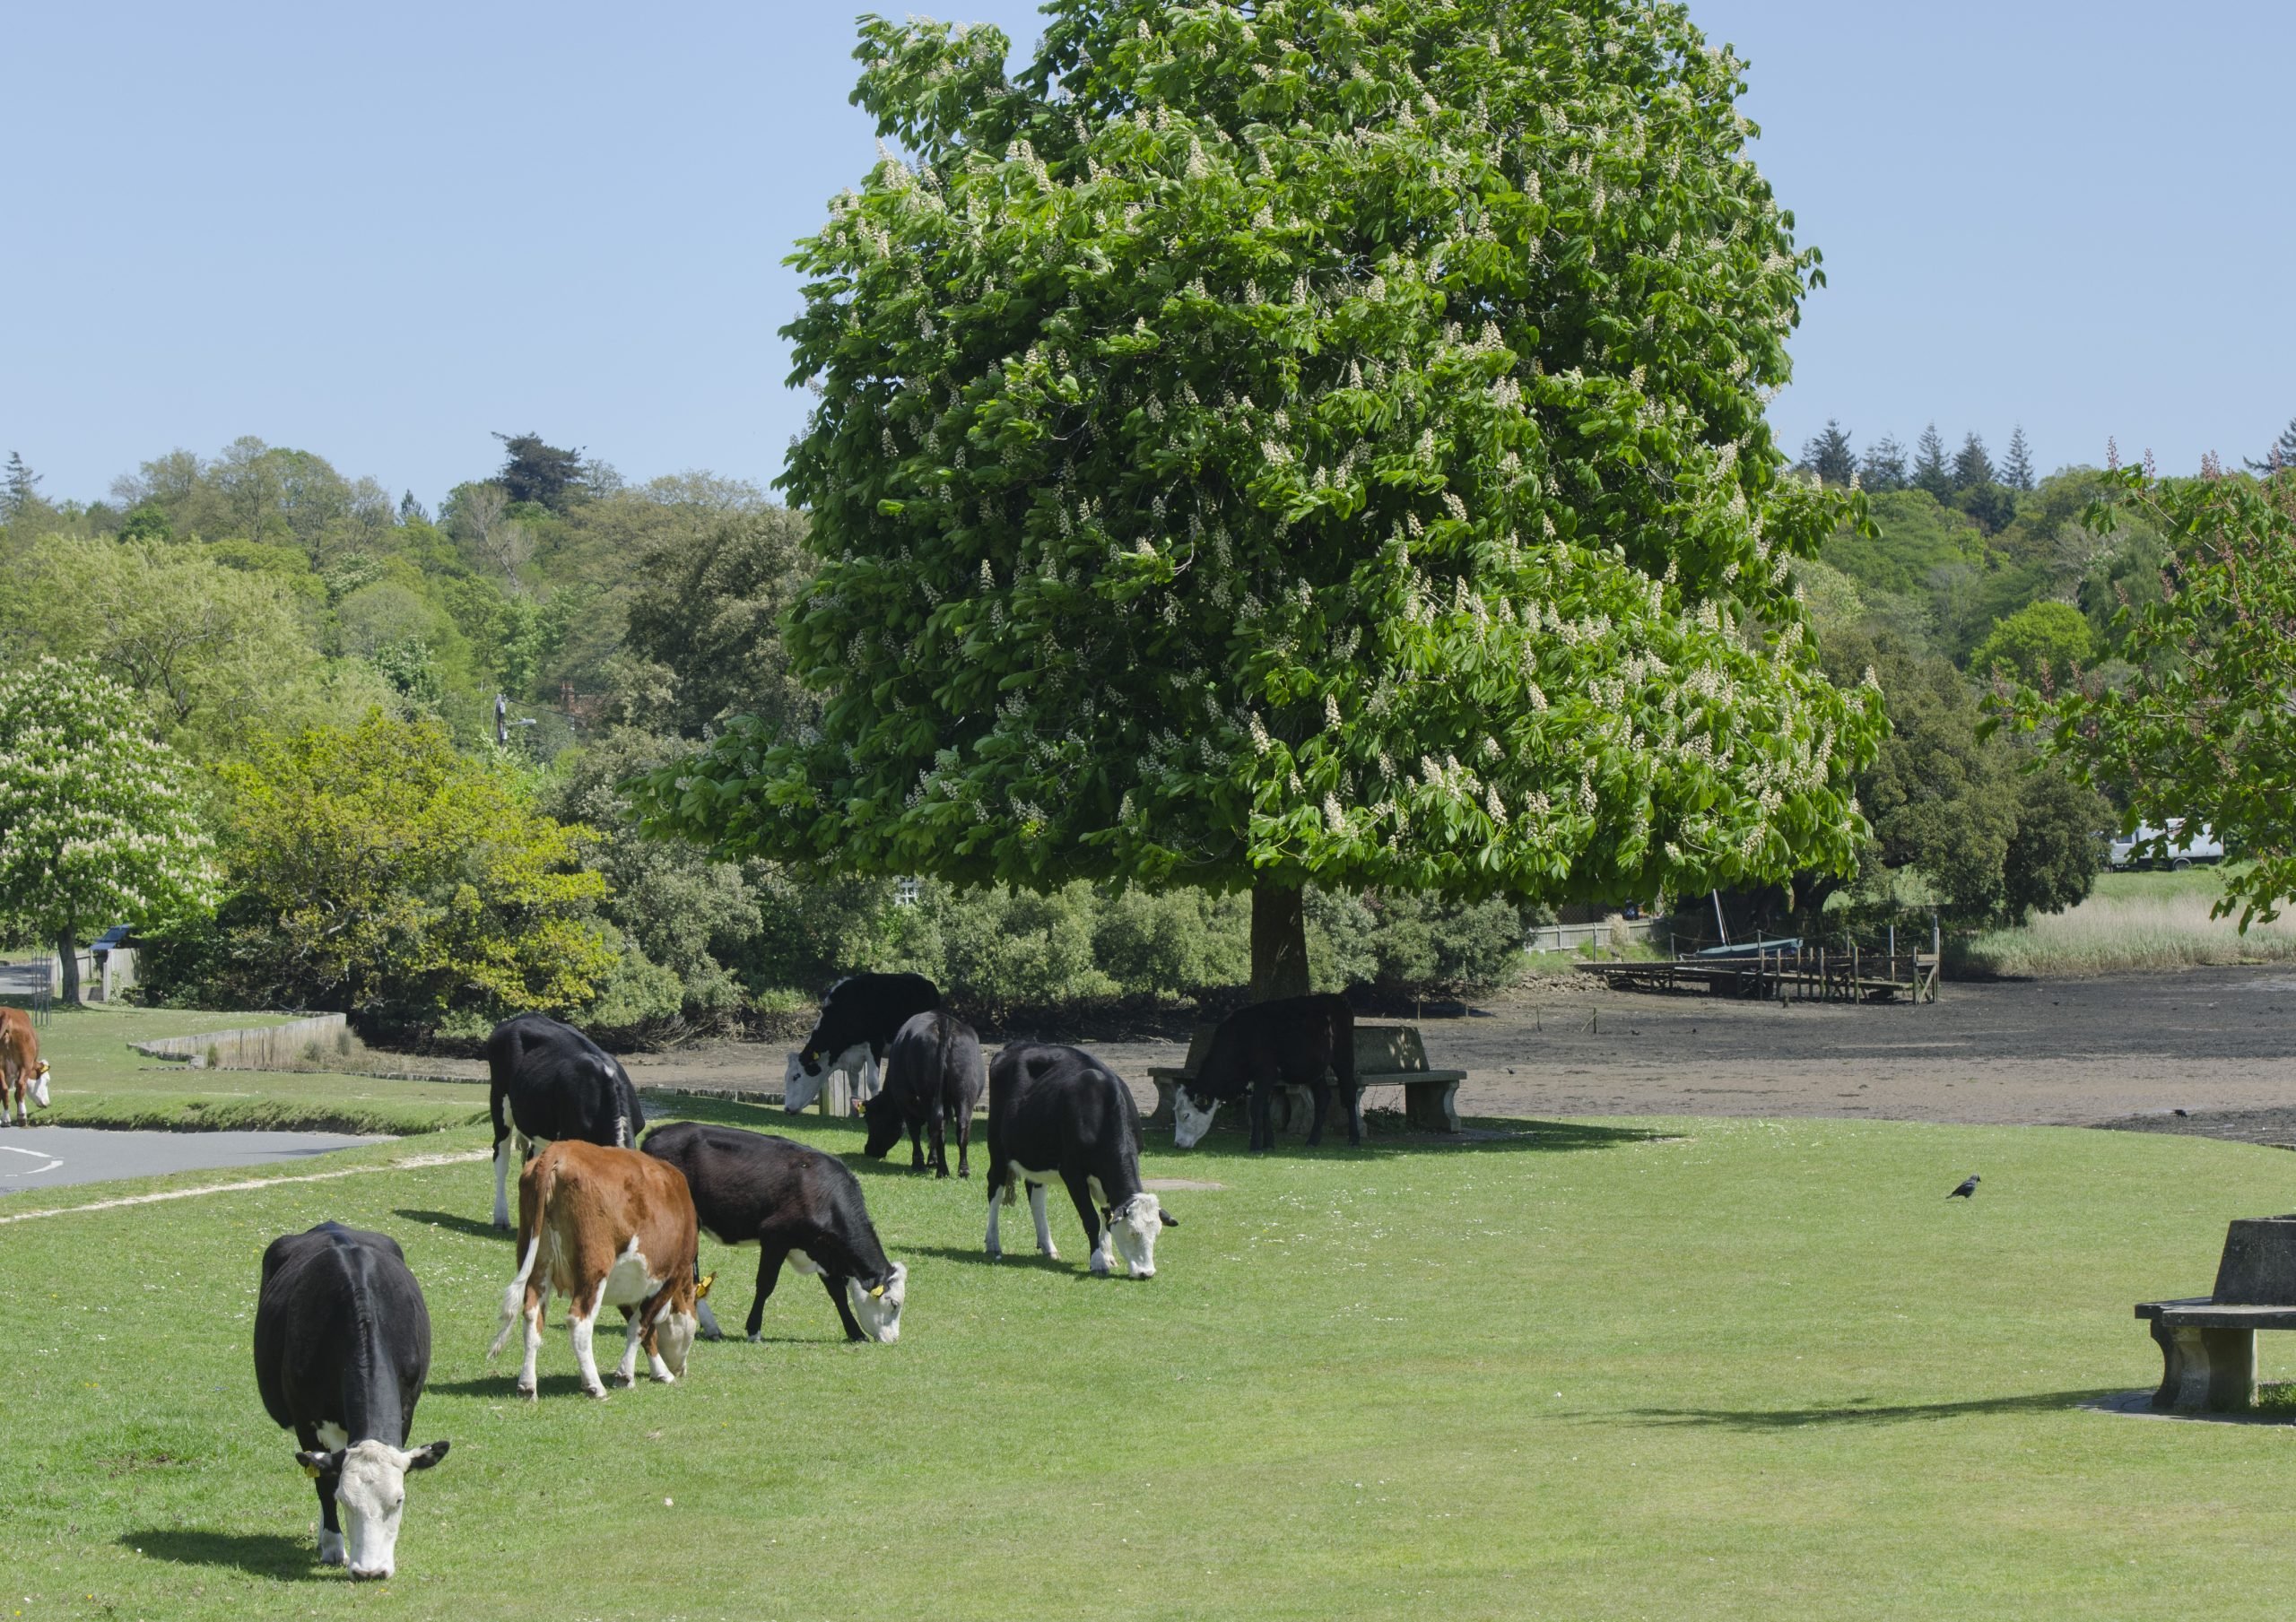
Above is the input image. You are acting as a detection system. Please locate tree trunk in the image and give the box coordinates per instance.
[1250,882,1311,1003]
[54,925,80,1007]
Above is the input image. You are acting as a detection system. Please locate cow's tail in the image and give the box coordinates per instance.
[935,1011,956,1111]
[1333,998,1357,1096]
[487,1156,553,1359]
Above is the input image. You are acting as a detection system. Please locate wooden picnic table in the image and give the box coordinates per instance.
[1146,1022,1465,1137]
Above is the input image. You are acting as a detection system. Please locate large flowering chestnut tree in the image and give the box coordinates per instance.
[641,0,1883,994]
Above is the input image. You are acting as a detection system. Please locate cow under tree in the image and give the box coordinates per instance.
[643,1122,907,1343]
[863,1010,985,1177]
[254,1222,448,1581]
[984,1042,1174,1278]
[1,1006,50,1126]
[1172,993,1359,1152]
[487,1012,646,1230]
[784,972,942,1111]
[487,1141,703,1400]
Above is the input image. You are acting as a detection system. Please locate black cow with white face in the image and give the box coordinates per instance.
[787,973,942,1107]
[487,1013,646,1230]
[863,1010,985,1177]
[641,1121,907,1344]
[254,1223,448,1581]
[984,1042,1175,1278]
[1172,993,1359,1152]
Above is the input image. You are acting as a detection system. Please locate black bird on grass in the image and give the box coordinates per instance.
[1947,1175,1980,1200]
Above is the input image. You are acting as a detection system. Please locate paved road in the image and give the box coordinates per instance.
[0,1127,392,1194]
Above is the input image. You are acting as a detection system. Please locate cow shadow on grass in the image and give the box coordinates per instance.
[1619,1388,2128,1430]
[907,1242,1076,1271]
[1159,1117,1666,1164]
[394,1208,506,1241]
[424,1372,612,1400]
[120,1529,326,1580]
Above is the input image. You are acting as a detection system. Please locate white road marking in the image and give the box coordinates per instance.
[0,1144,64,1177]
[0,1149,489,1226]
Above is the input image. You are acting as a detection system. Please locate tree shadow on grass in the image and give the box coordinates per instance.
[120,1529,326,1580]
[394,1208,504,1241]
[1621,1389,2129,1430]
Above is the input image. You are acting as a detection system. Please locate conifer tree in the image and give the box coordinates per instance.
[2,451,42,519]
[1952,432,1995,492]
[640,0,1884,993]
[1799,421,1856,486]
[1912,424,1953,500]
[2000,425,2036,491]
[1859,435,1909,492]
[2246,415,2296,476]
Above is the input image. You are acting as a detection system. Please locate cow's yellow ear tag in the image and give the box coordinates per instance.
[695,1271,717,1301]
[302,1461,321,1479]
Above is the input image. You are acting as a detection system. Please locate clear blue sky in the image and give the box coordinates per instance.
[8,2,2292,508]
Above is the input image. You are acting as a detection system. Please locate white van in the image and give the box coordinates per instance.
[2108,820,2224,871]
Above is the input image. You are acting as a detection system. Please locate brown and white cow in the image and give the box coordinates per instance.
[1,1006,50,1126]
[485,1141,706,1401]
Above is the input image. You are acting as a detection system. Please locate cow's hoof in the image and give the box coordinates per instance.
[746,1331,762,1343]
[1089,1260,1109,1278]
[583,1385,609,1401]
[514,1383,537,1401]
[318,1531,346,1566]
[959,1168,970,1179]
[985,1247,1002,1261]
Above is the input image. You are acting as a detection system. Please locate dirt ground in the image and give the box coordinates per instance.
[601,965,2296,1149]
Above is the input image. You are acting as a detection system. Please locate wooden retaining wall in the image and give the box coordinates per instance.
[132,1013,351,1070]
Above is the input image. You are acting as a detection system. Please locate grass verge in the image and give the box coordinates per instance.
[20,1005,489,1133]
[4,1104,2296,1618]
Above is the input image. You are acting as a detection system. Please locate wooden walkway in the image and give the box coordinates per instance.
[1576,948,1939,1004]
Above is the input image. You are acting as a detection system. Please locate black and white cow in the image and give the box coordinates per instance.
[1172,993,1359,1152]
[254,1223,448,1580]
[641,1121,906,1343]
[487,1012,645,1230]
[984,1042,1174,1278]
[863,1010,985,1177]
[784,973,941,1112]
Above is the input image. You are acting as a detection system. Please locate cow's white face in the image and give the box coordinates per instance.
[30,1061,50,1108]
[300,1438,447,1581]
[653,1307,698,1376]
[1108,1194,1169,1277]
[782,1051,822,1114]
[1172,1087,1218,1149]
[847,1262,908,1343]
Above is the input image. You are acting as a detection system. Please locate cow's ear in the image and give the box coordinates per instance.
[406,1441,449,1470]
[296,1450,342,1478]
[1159,1210,1178,1227]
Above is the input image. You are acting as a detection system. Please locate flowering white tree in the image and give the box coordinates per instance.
[643,0,1884,993]
[0,658,217,1003]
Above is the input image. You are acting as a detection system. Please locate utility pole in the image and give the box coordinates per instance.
[495,693,509,747]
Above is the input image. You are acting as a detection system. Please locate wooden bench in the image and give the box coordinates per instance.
[1145,1023,1465,1138]
[2135,1217,2296,1413]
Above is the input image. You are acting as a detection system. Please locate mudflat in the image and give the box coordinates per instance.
[617,965,2296,1147]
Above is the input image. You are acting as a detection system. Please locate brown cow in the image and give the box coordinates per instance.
[486,1141,705,1401]
[1,1007,50,1126]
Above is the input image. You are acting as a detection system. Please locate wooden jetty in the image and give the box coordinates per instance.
[1574,942,1939,1004]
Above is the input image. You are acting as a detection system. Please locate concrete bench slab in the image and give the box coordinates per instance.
[2135,1217,2296,1412]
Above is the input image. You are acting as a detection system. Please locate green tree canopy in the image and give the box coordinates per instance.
[0,657,218,1002]
[1969,599,2092,689]
[2027,471,2296,925]
[193,713,613,1023]
[640,0,1883,992]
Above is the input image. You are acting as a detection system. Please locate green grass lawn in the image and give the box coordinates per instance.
[4,1102,2294,1619]
[19,1005,488,1133]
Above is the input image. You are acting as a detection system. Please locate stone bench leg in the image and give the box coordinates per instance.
[1404,1079,1461,1134]
[1148,1078,1180,1131]
[2150,1320,2257,1413]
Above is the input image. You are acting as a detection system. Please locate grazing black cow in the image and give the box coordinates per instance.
[641,1121,907,1343]
[253,1223,448,1580]
[863,1010,985,1177]
[984,1042,1174,1278]
[792,972,941,1089]
[487,1012,645,1229]
[1172,993,1359,1152]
